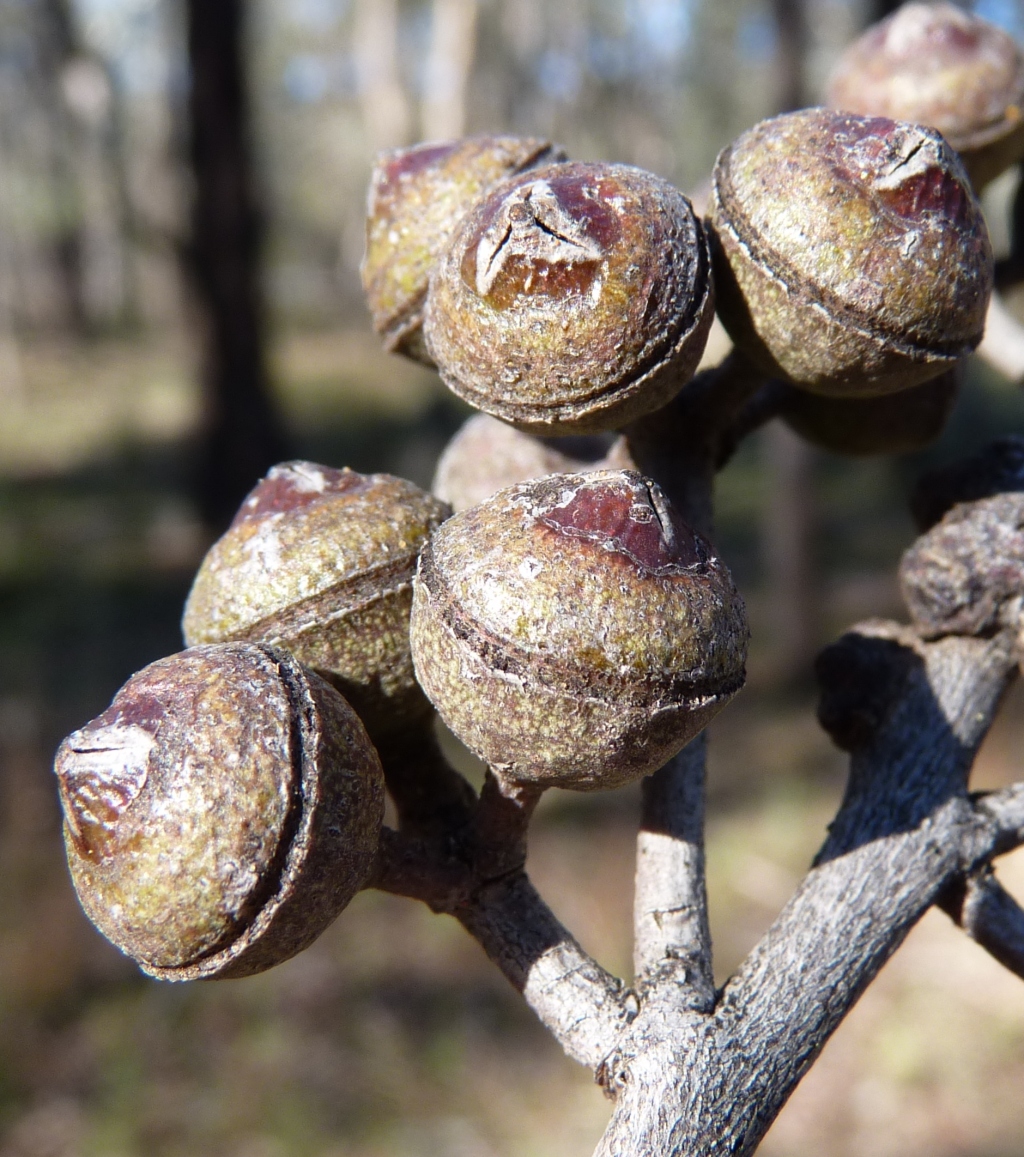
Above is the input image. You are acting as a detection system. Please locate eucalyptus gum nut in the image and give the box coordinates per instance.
[410,471,748,790]
[827,3,1024,191]
[781,368,960,457]
[709,110,993,397]
[54,644,385,980]
[432,413,636,513]
[182,462,451,743]
[361,135,564,363]
[424,162,715,436]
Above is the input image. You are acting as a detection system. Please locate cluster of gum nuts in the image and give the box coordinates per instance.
[55,1,1013,980]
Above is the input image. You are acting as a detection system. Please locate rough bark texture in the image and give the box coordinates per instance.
[633,735,714,1008]
[364,419,1024,1155]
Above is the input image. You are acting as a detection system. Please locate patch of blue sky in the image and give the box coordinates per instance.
[736,10,777,63]
[627,0,691,64]
[536,49,583,103]
[587,33,632,83]
[972,0,1024,41]
[282,53,355,103]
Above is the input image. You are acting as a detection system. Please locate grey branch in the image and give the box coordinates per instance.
[593,625,1018,1157]
[372,434,1024,1155]
[977,782,1024,854]
[458,872,636,1071]
[942,868,1024,980]
[367,769,635,1070]
[633,734,714,1009]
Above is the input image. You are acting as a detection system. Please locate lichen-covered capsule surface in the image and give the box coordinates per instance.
[54,643,385,979]
[182,462,451,741]
[827,3,1024,189]
[424,162,714,435]
[709,109,992,396]
[362,135,562,362]
[411,471,748,789]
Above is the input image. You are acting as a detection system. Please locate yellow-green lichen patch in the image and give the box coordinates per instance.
[182,463,450,743]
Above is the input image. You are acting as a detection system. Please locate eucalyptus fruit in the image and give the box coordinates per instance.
[182,461,450,744]
[424,161,714,435]
[433,412,635,513]
[362,135,563,363]
[54,644,384,980]
[827,2,1024,190]
[410,470,748,789]
[709,109,992,396]
[781,369,959,457]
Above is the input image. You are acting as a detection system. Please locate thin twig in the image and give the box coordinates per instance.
[633,735,714,1008]
[458,872,636,1071]
[716,379,790,469]
[623,349,770,532]
[376,716,476,836]
[620,422,721,1009]
[366,765,632,1070]
[941,867,1024,980]
[975,782,1024,855]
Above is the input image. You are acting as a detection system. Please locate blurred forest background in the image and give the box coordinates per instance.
[3,0,1024,1154]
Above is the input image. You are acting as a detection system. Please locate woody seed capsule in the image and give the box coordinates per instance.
[827,3,1024,190]
[410,470,748,790]
[54,643,385,979]
[182,462,450,744]
[709,109,992,396]
[424,161,714,435]
[362,135,563,363]
[432,412,635,513]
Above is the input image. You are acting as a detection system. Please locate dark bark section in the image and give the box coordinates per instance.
[186,0,286,529]
[942,869,1024,980]
[868,0,903,24]
[771,0,808,114]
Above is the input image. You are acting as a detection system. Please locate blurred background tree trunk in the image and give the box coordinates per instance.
[186,0,285,530]
[869,0,903,22]
[423,0,479,141]
[38,0,86,333]
[354,0,411,151]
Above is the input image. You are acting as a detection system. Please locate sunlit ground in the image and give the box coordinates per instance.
[1,331,1024,1156]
